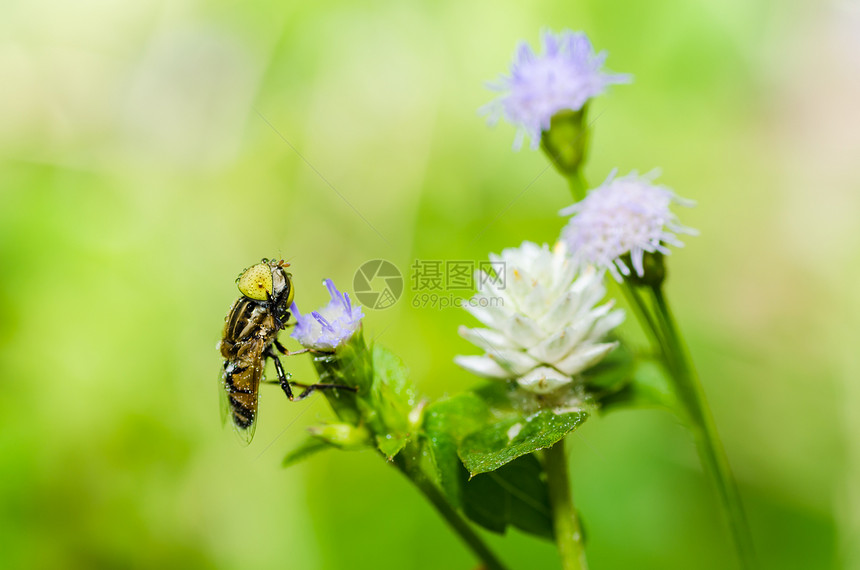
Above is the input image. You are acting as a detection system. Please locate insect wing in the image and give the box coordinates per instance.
[218,367,230,428]
[222,358,263,445]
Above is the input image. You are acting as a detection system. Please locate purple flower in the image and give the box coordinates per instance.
[291,279,364,350]
[482,30,631,150]
[560,169,698,282]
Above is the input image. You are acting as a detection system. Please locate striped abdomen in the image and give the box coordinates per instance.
[219,297,275,442]
[222,358,262,435]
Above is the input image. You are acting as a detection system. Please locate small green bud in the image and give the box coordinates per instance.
[622,251,666,287]
[308,422,373,450]
[540,108,590,178]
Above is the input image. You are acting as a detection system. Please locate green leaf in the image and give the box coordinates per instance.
[582,339,636,393]
[597,359,676,413]
[423,392,491,507]
[422,391,555,541]
[459,410,588,476]
[311,332,373,426]
[424,392,491,439]
[462,455,554,540]
[580,343,678,415]
[365,345,416,458]
[375,433,406,459]
[282,437,332,468]
[309,334,420,459]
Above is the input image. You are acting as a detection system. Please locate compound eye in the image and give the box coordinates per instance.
[237,263,273,301]
[285,277,295,306]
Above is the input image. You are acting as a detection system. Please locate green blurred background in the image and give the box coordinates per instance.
[1,0,858,568]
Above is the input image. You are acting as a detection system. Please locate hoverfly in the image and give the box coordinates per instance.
[218,258,350,443]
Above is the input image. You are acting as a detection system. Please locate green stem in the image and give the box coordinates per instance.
[544,439,588,570]
[567,170,587,201]
[649,286,756,568]
[394,446,510,570]
[616,280,667,356]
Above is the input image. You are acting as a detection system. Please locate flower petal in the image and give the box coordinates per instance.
[463,303,508,330]
[528,319,593,364]
[517,366,572,394]
[458,326,516,352]
[291,280,362,350]
[554,342,618,376]
[483,31,630,149]
[587,308,625,342]
[456,239,624,387]
[454,355,510,379]
[491,349,540,377]
[502,314,545,348]
[560,170,696,276]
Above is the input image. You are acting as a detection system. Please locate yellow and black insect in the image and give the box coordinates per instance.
[218,258,349,443]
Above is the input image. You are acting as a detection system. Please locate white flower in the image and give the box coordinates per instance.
[481,30,631,150]
[455,241,624,394]
[560,169,698,282]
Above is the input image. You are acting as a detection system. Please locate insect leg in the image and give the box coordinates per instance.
[261,376,357,400]
[291,382,357,401]
[273,339,332,357]
[264,347,354,401]
[266,350,294,400]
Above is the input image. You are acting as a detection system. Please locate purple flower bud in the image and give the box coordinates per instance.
[481,30,631,150]
[291,279,364,350]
